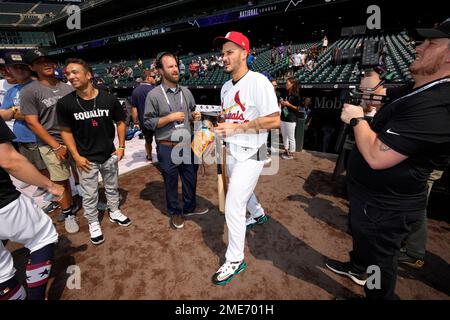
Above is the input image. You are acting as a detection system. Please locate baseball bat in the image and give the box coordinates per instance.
[222,142,227,195]
[216,137,226,214]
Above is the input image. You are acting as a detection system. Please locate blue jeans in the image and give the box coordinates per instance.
[156,144,198,215]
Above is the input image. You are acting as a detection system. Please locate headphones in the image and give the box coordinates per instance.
[156,51,179,69]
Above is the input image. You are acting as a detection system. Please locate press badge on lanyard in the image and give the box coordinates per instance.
[161,86,185,129]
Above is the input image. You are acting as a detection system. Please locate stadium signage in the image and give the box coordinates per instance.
[239,5,277,19]
[239,8,259,19]
[48,48,66,55]
[118,27,170,42]
[315,97,344,110]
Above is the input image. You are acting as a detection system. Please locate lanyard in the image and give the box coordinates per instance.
[161,85,184,113]
[389,78,450,105]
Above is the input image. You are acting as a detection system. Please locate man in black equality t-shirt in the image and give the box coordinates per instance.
[326,19,450,299]
[0,117,64,300]
[57,58,131,245]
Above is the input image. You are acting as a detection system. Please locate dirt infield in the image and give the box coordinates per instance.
[7,151,450,299]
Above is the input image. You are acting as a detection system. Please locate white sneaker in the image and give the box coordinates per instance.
[109,210,131,227]
[281,153,293,160]
[88,221,104,245]
[212,260,247,285]
[246,214,268,230]
[64,215,79,234]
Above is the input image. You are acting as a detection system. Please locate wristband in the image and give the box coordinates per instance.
[118,146,126,150]
[52,144,65,152]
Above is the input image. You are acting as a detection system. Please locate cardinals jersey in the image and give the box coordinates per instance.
[220,71,279,161]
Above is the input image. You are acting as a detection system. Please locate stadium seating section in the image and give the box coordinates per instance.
[89,32,415,88]
[0,31,55,47]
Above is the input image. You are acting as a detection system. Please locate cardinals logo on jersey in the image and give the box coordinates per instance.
[223,91,246,114]
[222,91,247,121]
[234,91,246,112]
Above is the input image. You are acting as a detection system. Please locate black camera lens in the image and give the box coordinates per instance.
[331,39,383,68]
[331,47,362,66]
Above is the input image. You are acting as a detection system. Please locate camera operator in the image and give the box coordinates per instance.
[326,19,450,299]
[356,70,444,270]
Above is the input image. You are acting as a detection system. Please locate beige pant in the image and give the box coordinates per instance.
[18,142,46,171]
[38,145,72,182]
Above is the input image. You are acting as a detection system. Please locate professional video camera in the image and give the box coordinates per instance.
[331,39,385,69]
[339,67,395,106]
[340,79,386,106]
[330,38,399,179]
[331,37,397,105]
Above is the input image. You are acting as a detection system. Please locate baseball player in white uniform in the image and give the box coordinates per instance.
[212,31,280,285]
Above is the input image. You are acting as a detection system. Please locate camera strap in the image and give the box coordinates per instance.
[389,77,450,106]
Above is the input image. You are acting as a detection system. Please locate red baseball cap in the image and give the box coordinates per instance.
[214,31,250,53]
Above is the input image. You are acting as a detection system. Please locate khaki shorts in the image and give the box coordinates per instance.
[18,142,47,171]
[38,145,72,182]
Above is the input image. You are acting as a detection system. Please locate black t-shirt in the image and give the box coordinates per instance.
[275,90,281,102]
[347,79,450,212]
[0,118,21,209]
[280,94,300,122]
[386,83,414,101]
[56,89,126,163]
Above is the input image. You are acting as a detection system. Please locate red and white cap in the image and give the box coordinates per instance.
[214,31,250,53]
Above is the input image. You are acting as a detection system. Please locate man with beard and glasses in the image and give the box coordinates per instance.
[144,52,208,230]
[326,18,450,299]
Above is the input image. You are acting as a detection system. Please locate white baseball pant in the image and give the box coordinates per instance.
[0,194,58,284]
[224,152,265,263]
